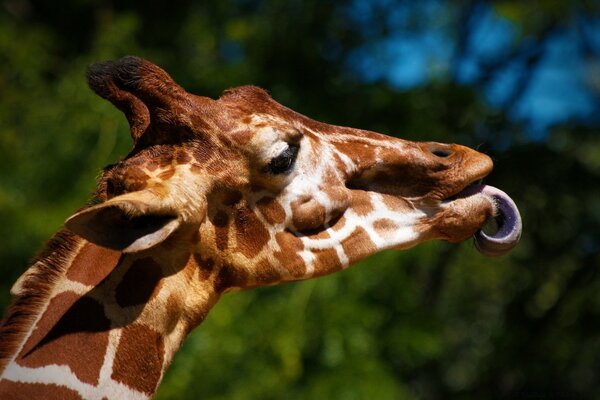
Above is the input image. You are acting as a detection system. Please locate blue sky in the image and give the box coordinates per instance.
[346,1,600,138]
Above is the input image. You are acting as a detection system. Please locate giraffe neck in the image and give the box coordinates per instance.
[0,230,219,400]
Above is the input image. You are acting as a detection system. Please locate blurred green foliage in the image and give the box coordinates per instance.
[1,1,599,399]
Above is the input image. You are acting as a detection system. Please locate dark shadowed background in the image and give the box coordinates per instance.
[1,1,599,399]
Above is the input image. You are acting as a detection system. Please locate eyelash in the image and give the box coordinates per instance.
[266,143,300,174]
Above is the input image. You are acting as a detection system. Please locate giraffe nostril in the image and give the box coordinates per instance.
[432,149,452,158]
[427,143,454,159]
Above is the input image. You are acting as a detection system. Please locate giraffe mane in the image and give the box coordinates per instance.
[0,230,82,375]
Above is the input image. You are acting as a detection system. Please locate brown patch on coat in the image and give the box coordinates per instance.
[66,243,122,286]
[211,210,230,251]
[256,196,286,225]
[312,248,342,276]
[252,259,281,284]
[306,229,331,240]
[176,151,191,165]
[0,230,82,375]
[155,150,175,168]
[164,294,183,333]
[214,265,234,292]
[111,324,164,395]
[222,190,243,206]
[380,194,411,212]
[190,163,203,173]
[373,219,399,239]
[323,185,350,206]
[115,258,164,308]
[193,254,215,281]
[231,128,254,145]
[145,160,160,171]
[274,232,306,278]
[123,167,150,191]
[291,197,326,232]
[234,206,270,258]
[340,227,378,264]
[215,264,248,292]
[350,190,374,216]
[0,380,84,400]
[15,291,79,358]
[17,293,111,386]
[158,168,176,180]
[166,294,182,316]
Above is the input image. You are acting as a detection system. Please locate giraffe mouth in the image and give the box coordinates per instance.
[448,184,522,256]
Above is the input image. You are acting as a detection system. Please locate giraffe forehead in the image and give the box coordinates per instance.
[246,113,288,127]
[247,116,300,138]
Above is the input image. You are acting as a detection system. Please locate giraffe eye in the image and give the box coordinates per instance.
[266,143,300,174]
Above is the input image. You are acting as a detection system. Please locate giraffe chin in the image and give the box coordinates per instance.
[455,184,522,257]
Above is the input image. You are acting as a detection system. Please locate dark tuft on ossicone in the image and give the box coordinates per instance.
[86,56,144,99]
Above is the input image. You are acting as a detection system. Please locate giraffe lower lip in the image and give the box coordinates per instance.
[461,184,522,257]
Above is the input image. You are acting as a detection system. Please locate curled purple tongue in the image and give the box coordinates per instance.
[473,185,522,257]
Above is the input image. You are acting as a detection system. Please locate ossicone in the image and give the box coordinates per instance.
[86,56,189,141]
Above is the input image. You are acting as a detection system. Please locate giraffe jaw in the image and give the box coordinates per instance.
[441,184,522,256]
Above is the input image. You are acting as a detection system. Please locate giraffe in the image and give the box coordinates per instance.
[0,56,522,399]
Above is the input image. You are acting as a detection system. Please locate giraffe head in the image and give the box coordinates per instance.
[66,56,521,291]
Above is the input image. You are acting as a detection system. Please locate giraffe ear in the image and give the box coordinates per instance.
[65,191,181,253]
